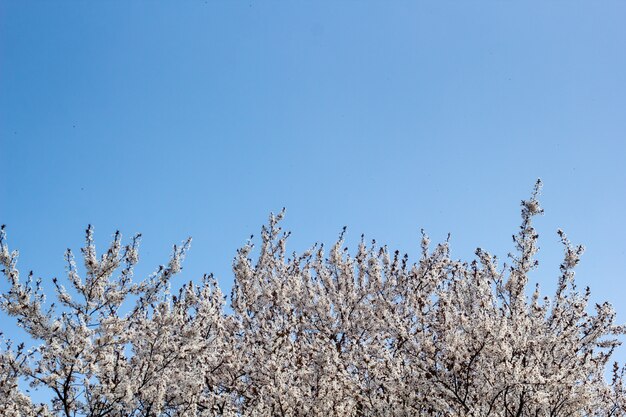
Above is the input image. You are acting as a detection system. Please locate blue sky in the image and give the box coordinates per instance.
[1,1,626,364]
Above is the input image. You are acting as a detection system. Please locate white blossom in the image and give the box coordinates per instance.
[0,185,624,416]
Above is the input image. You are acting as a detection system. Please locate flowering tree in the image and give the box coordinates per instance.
[1,180,624,416]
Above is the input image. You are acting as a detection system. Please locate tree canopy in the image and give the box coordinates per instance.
[1,181,624,417]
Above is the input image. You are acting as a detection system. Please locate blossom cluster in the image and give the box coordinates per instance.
[1,181,624,416]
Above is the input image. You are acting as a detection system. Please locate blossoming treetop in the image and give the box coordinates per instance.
[1,180,624,416]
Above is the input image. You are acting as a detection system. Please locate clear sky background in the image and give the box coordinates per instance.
[1,1,626,365]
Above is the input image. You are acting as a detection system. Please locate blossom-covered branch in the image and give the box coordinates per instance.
[1,183,624,416]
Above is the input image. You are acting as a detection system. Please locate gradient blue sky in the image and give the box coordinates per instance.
[1,2,626,363]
